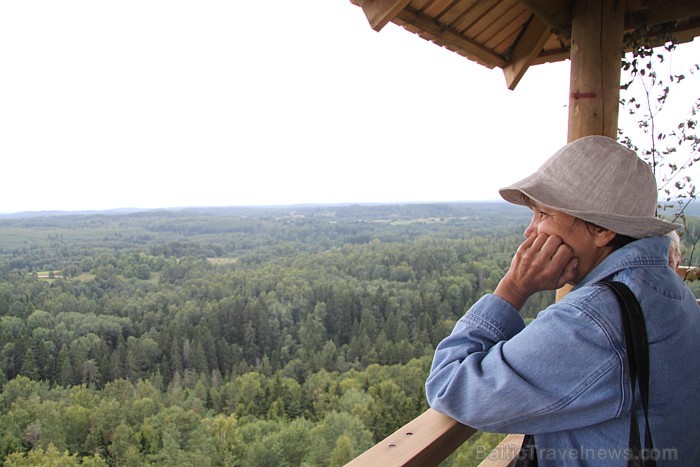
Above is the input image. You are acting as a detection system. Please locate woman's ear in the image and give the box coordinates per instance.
[594,228,618,247]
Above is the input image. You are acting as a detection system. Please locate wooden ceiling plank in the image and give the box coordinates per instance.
[423,0,459,17]
[397,7,506,67]
[503,15,552,89]
[518,0,572,36]
[485,8,532,50]
[409,0,433,11]
[453,0,499,34]
[360,0,413,31]
[474,0,527,43]
[494,29,524,56]
[467,0,520,39]
[438,0,479,25]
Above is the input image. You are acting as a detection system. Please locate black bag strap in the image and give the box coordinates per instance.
[515,434,538,466]
[600,281,656,467]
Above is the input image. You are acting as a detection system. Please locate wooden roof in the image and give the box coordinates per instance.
[350,0,700,89]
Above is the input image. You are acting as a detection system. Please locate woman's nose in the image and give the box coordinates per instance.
[524,216,538,238]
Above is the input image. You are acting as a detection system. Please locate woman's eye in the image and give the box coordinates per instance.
[538,211,550,219]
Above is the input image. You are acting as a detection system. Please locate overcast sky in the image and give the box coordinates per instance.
[0,1,697,214]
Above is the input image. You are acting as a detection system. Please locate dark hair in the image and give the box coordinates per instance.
[520,194,636,251]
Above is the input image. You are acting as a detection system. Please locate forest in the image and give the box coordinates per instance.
[0,203,697,466]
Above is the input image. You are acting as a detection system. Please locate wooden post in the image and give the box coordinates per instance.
[567,0,626,142]
[557,0,626,301]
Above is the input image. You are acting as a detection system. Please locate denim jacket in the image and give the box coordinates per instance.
[426,236,700,465]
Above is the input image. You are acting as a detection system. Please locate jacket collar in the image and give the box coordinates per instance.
[573,236,671,290]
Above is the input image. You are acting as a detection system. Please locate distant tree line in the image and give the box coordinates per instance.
[0,204,695,465]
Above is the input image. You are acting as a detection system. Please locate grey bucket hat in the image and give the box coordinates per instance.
[499,135,679,239]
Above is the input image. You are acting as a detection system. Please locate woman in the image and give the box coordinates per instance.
[425,136,700,465]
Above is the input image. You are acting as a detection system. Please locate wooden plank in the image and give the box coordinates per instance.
[485,8,530,51]
[477,434,526,467]
[493,29,523,56]
[677,266,699,281]
[469,0,520,40]
[397,7,507,67]
[438,0,479,26]
[676,267,700,305]
[360,0,413,31]
[503,15,551,89]
[453,0,499,34]
[345,408,477,467]
[476,1,528,44]
[423,0,459,17]
[410,0,434,12]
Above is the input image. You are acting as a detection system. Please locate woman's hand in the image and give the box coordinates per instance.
[494,233,578,310]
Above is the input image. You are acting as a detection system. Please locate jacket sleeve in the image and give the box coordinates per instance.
[425,291,627,434]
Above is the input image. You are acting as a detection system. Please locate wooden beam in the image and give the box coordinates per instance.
[345,409,477,467]
[626,0,700,30]
[527,9,700,67]
[567,0,626,142]
[397,8,507,68]
[518,0,573,37]
[670,20,700,43]
[504,15,552,90]
[359,0,412,32]
[532,49,571,65]
[626,7,700,46]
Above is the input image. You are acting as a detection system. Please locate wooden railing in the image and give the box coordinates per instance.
[346,266,699,466]
[678,266,700,305]
[344,408,477,467]
[678,266,699,281]
[344,408,523,466]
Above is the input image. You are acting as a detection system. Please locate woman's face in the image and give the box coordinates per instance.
[524,203,614,284]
